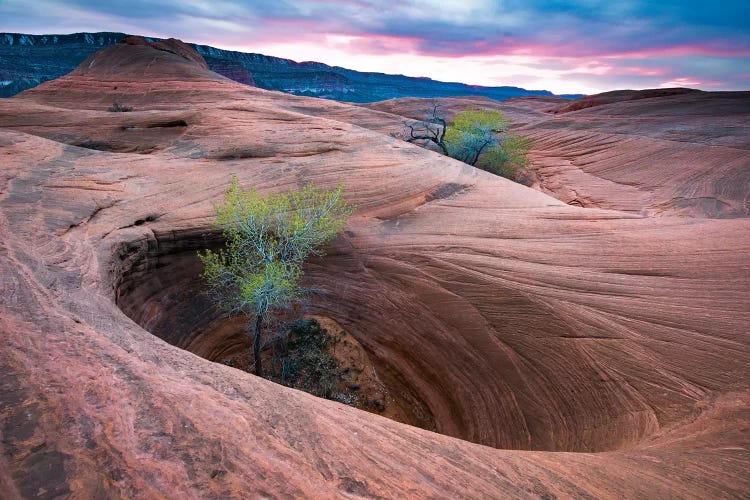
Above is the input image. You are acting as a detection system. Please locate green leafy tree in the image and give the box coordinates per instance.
[199,178,352,377]
[444,109,509,166]
[474,134,532,179]
[401,105,531,179]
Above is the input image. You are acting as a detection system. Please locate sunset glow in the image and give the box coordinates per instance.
[1,0,748,94]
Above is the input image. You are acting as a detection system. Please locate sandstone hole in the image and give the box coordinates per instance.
[114,230,436,431]
[114,230,654,453]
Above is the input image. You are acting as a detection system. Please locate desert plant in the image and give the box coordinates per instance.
[271,318,346,398]
[400,102,448,155]
[474,134,532,180]
[198,178,352,377]
[399,105,531,180]
[444,109,509,165]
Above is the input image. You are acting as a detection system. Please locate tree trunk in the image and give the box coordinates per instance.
[253,314,263,377]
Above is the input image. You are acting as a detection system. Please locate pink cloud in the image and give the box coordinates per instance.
[617,66,670,77]
[600,44,750,59]
[660,77,725,88]
[328,33,423,55]
[322,34,750,61]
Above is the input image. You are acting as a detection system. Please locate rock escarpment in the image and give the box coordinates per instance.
[1,40,749,497]
[1,31,576,101]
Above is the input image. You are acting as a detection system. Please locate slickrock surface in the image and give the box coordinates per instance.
[520,91,750,217]
[1,39,749,498]
[361,93,750,217]
[360,94,566,126]
[544,88,702,114]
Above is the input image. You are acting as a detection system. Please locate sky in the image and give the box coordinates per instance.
[1,0,749,95]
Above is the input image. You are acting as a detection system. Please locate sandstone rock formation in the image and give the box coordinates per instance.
[544,87,702,114]
[361,92,750,218]
[521,91,750,217]
[360,94,565,125]
[1,39,749,497]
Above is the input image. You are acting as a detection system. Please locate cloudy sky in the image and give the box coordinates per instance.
[1,0,749,94]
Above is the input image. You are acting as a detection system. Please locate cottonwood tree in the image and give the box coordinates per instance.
[199,178,352,377]
[475,134,532,179]
[444,109,510,165]
[400,105,531,179]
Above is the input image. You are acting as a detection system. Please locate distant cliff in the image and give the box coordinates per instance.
[0,32,126,97]
[0,32,581,101]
